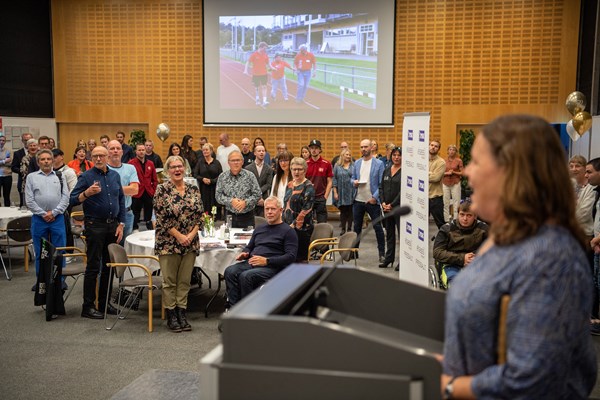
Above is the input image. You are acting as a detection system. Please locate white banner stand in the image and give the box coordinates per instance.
[399,112,430,286]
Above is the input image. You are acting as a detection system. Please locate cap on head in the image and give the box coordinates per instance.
[308,139,321,148]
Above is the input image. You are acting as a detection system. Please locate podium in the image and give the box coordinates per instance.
[201,264,445,400]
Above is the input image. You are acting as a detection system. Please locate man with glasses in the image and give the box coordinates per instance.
[216,151,261,228]
[0,136,12,207]
[107,140,139,238]
[71,146,126,319]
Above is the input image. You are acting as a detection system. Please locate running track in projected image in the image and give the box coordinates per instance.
[219,57,369,110]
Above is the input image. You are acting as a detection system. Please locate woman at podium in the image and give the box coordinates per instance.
[441,115,596,399]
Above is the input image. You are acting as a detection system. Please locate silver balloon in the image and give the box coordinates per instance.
[565,120,579,142]
[156,123,170,142]
[565,91,586,116]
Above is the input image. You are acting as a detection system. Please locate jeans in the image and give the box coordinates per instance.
[270,77,288,100]
[0,175,12,207]
[352,201,385,257]
[32,214,66,276]
[442,265,461,288]
[118,210,134,246]
[83,219,118,309]
[224,260,279,307]
[296,70,312,101]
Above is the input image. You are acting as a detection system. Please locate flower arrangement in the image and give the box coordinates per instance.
[202,206,218,237]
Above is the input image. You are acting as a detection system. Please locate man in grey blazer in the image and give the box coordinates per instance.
[245,145,273,217]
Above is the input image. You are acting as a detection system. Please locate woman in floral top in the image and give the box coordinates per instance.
[283,157,314,262]
[154,155,203,333]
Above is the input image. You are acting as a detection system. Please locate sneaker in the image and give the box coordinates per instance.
[255,98,261,105]
[262,100,269,106]
[218,308,229,333]
[591,322,600,336]
[65,256,74,264]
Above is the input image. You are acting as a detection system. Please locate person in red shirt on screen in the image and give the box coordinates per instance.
[270,53,293,102]
[293,44,316,103]
[244,41,271,107]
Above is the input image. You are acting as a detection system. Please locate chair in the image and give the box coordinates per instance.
[0,216,33,280]
[308,222,334,260]
[69,205,86,249]
[55,246,87,303]
[254,216,267,228]
[318,232,359,266]
[106,243,164,332]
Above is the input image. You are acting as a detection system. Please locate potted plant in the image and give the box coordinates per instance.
[129,129,146,147]
[459,129,475,199]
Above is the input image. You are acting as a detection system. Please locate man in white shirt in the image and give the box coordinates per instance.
[216,132,240,173]
[107,140,139,241]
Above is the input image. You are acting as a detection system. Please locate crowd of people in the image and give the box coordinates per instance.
[10,119,600,400]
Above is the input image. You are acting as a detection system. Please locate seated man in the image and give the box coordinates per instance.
[223,196,298,309]
[432,199,488,288]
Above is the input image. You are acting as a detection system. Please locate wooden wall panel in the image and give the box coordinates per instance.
[52,0,580,160]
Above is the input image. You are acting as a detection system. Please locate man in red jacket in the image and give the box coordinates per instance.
[129,143,158,230]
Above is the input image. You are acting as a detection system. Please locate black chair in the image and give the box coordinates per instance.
[0,216,33,280]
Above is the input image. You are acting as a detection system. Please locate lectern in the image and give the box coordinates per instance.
[201,264,445,400]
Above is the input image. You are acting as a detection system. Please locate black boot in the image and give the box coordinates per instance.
[166,309,182,333]
[176,307,192,331]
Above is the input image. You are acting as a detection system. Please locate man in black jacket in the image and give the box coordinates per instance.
[11,132,33,207]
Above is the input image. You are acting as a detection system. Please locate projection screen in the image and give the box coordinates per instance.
[203,0,396,127]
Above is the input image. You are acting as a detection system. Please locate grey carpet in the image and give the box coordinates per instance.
[111,369,200,400]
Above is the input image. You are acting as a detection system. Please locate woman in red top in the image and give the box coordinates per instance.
[67,146,94,176]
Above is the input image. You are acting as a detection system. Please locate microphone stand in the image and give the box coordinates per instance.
[289,205,412,318]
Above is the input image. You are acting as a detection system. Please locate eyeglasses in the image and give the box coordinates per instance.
[229,159,243,163]
[91,154,107,159]
[168,165,184,170]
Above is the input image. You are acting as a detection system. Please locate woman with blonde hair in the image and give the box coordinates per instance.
[154,155,203,332]
[442,144,463,222]
[283,157,314,262]
[332,149,354,234]
[441,115,595,399]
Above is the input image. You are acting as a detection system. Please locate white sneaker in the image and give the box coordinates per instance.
[262,100,269,106]
[65,256,74,264]
[255,97,261,105]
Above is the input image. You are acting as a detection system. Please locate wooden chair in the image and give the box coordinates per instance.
[308,222,334,260]
[318,232,359,266]
[106,243,165,332]
[55,246,87,303]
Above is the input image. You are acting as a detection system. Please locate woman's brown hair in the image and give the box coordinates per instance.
[481,114,586,248]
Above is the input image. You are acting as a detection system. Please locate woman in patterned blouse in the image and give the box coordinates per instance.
[441,115,596,399]
[283,157,314,262]
[154,155,203,333]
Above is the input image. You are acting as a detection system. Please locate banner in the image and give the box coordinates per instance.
[399,112,430,286]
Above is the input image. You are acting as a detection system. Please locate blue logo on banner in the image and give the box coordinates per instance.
[408,130,414,141]
[406,221,412,234]
[419,130,425,142]
[418,228,425,241]
[418,179,425,192]
[407,176,413,187]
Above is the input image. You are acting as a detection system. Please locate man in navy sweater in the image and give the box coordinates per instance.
[223,195,298,309]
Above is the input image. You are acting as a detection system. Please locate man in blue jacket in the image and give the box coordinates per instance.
[352,139,386,262]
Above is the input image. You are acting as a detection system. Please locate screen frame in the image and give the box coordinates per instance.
[203,0,396,127]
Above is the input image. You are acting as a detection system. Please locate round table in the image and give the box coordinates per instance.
[125,229,250,317]
[0,207,33,229]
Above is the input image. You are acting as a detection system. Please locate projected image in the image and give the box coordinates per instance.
[219,14,379,111]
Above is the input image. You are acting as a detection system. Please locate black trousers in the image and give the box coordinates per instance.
[83,219,118,309]
[383,213,400,264]
[429,195,445,229]
[230,210,255,229]
[313,198,328,223]
[0,175,12,207]
[132,191,154,230]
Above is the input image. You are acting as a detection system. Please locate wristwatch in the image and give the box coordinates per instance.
[443,376,457,400]
[265,257,269,266]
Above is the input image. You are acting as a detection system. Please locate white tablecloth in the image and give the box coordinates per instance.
[125,229,250,276]
[0,207,33,230]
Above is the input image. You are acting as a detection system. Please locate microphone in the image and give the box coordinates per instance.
[289,204,412,317]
